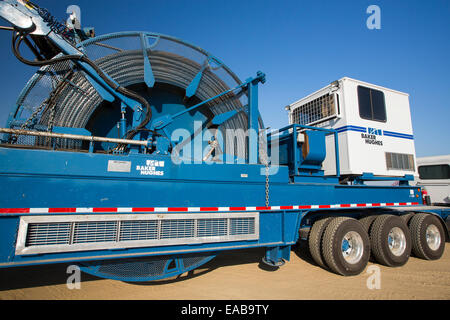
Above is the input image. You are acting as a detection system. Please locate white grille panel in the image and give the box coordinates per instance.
[197,218,227,237]
[73,221,118,243]
[230,217,255,235]
[119,220,158,241]
[26,222,71,246]
[17,213,259,255]
[160,219,195,239]
[386,152,415,171]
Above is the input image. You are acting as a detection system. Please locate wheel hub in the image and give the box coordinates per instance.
[387,227,407,256]
[341,231,364,264]
[426,224,441,251]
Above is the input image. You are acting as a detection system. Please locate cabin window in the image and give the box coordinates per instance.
[418,164,450,180]
[358,86,386,122]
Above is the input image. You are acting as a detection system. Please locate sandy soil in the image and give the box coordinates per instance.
[0,241,449,300]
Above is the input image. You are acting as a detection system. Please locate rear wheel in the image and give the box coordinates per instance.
[409,213,445,260]
[370,215,411,267]
[400,213,415,226]
[308,217,333,269]
[359,215,378,262]
[321,217,370,276]
[359,215,377,233]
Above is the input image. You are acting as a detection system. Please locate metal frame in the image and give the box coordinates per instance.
[275,123,340,178]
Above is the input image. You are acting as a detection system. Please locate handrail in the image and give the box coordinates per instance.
[275,124,340,178]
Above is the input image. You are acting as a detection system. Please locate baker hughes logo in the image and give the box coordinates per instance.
[362,127,383,146]
[136,160,165,176]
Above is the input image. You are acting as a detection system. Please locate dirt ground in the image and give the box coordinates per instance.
[0,241,449,300]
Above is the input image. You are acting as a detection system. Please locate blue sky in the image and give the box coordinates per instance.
[0,0,448,157]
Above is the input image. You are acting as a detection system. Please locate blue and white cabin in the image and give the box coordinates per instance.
[286,77,417,178]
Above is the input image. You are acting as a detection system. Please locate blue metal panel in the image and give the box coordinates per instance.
[52,126,91,136]
[302,130,326,166]
[185,70,204,98]
[0,147,423,209]
[248,77,260,164]
[271,124,340,178]
[0,217,19,264]
[83,72,115,103]
[140,33,155,89]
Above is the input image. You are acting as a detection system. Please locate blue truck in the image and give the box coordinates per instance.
[0,0,448,281]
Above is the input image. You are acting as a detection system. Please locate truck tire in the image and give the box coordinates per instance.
[400,213,415,226]
[409,213,445,260]
[359,215,377,233]
[321,217,370,276]
[359,215,378,262]
[370,215,411,267]
[308,217,333,269]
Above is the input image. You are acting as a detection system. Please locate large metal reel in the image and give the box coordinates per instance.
[78,252,216,282]
[8,31,264,160]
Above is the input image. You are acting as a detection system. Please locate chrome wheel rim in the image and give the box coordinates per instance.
[426,224,441,251]
[341,231,364,264]
[388,227,406,256]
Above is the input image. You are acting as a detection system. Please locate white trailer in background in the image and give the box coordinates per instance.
[286,77,417,179]
[416,155,450,206]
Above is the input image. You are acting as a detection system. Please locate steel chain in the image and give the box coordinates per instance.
[265,163,270,207]
[19,102,47,131]
[259,129,270,208]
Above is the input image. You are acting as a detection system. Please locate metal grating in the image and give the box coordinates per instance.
[386,152,415,171]
[80,252,216,281]
[17,213,259,255]
[119,220,158,241]
[72,221,118,244]
[97,258,169,279]
[291,93,336,126]
[25,222,71,246]
[230,217,255,235]
[182,253,214,269]
[197,218,227,237]
[160,219,195,239]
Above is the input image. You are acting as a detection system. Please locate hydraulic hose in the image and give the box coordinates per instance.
[11,31,152,141]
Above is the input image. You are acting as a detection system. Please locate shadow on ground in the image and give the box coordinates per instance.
[0,245,319,291]
[0,242,324,292]
[291,240,319,267]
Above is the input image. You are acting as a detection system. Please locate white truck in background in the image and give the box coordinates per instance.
[416,155,450,206]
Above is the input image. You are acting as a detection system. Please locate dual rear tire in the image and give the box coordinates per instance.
[364,213,445,262]
[369,215,411,267]
[309,216,370,276]
[307,213,446,276]
[409,213,445,260]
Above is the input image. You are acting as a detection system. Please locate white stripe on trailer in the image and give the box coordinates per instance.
[29,208,49,213]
